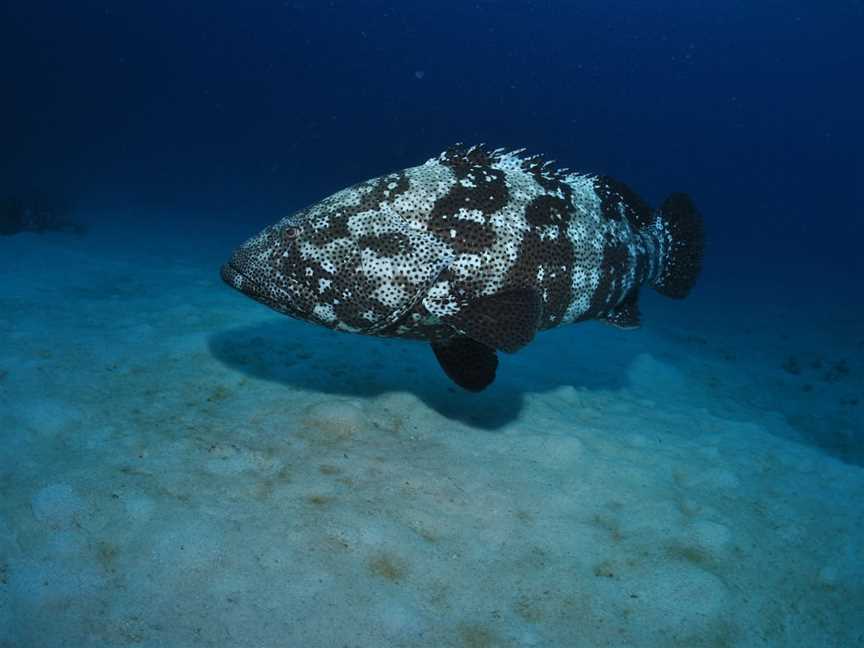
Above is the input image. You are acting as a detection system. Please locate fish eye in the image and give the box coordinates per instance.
[284,226,300,240]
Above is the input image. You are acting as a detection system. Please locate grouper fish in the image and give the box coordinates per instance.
[221,144,703,391]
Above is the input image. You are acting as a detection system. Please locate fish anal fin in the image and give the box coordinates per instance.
[602,291,641,330]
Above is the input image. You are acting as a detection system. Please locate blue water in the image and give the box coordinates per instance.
[4,2,862,283]
[2,2,862,647]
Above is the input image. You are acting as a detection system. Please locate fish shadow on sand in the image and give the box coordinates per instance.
[208,319,639,429]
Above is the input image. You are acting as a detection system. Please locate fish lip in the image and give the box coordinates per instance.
[220,260,255,295]
[220,261,241,286]
[220,260,298,316]
[220,260,268,301]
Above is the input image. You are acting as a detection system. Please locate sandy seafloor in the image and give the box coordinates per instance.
[1,213,862,648]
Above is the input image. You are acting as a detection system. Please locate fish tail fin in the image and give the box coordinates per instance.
[652,192,704,298]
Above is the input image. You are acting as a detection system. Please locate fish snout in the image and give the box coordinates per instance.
[220,260,243,290]
[220,251,301,317]
[220,252,271,303]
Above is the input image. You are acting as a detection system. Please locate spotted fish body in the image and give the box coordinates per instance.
[222,145,703,391]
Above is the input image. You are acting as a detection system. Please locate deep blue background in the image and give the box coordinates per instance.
[3,1,862,295]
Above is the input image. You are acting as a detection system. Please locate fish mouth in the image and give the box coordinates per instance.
[220,260,300,316]
[220,261,242,288]
[221,261,278,309]
[220,260,252,295]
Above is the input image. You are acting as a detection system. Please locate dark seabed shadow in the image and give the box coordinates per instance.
[207,318,640,429]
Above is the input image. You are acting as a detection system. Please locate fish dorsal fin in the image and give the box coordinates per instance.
[601,290,641,329]
[441,288,542,353]
[431,336,498,391]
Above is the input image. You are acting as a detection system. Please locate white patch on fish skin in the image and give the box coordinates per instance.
[563,265,594,322]
[649,216,671,282]
[335,321,362,332]
[320,257,336,274]
[567,173,600,211]
[313,303,336,321]
[453,208,485,224]
[373,282,408,309]
[360,249,394,281]
[538,224,558,241]
[423,281,459,317]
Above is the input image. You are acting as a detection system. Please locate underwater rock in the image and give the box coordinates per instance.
[0,196,25,235]
[0,193,86,236]
[301,399,369,444]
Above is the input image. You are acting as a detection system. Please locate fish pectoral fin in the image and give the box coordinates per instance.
[431,337,499,392]
[601,290,641,329]
[443,288,542,353]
